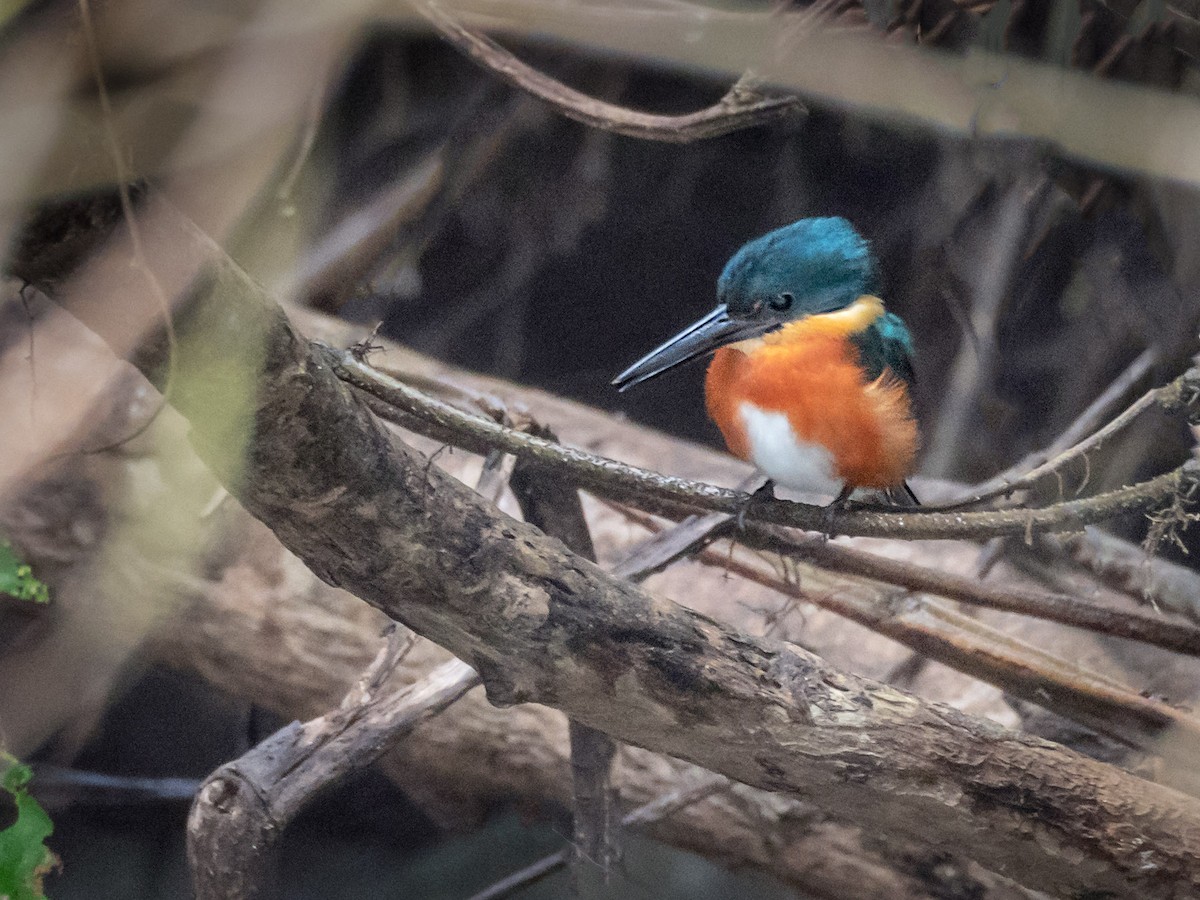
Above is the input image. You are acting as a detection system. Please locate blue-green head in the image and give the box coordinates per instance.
[614,217,880,391]
[718,217,877,319]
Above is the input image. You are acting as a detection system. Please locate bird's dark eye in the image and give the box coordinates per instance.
[768,293,794,312]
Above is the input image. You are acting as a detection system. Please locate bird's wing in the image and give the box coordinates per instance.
[850,312,916,386]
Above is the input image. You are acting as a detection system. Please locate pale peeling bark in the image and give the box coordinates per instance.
[38,196,1200,899]
[186,651,479,900]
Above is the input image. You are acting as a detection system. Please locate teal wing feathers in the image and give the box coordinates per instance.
[849,312,915,386]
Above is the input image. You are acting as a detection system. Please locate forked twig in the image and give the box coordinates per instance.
[927,362,1200,511]
[187,651,481,900]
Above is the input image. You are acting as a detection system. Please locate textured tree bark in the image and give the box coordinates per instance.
[150,515,1042,900]
[20,341,1044,897]
[509,441,622,878]
[41,195,1200,898]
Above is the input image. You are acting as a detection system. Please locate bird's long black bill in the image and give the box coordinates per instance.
[612,305,765,392]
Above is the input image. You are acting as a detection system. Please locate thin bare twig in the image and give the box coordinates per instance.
[293,155,444,311]
[740,525,1200,658]
[17,286,37,431]
[1050,346,1161,453]
[330,346,1200,542]
[415,1,804,143]
[924,181,1038,477]
[1090,0,1200,62]
[275,82,327,206]
[75,0,178,454]
[928,362,1200,511]
[1061,526,1200,623]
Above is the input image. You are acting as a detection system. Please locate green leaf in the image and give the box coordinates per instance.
[0,541,49,605]
[0,753,55,900]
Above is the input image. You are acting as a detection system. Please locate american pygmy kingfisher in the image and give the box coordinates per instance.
[613,217,919,505]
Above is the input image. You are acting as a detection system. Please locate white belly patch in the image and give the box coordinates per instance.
[739,403,844,497]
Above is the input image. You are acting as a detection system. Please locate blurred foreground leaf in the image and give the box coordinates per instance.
[0,0,34,31]
[0,542,48,606]
[0,754,55,900]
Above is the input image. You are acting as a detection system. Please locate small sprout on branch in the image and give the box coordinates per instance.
[349,321,385,361]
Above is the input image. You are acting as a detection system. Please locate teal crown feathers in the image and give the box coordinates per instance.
[717,217,878,319]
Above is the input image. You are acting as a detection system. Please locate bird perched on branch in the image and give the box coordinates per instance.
[613,217,919,506]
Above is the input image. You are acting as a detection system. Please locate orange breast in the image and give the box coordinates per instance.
[705,331,918,489]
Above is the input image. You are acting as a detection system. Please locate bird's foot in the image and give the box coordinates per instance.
[819,485,856,539]
[736,479,776,531]
[821,482,919,537]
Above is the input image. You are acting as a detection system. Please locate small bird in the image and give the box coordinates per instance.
[613,217,919,506]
